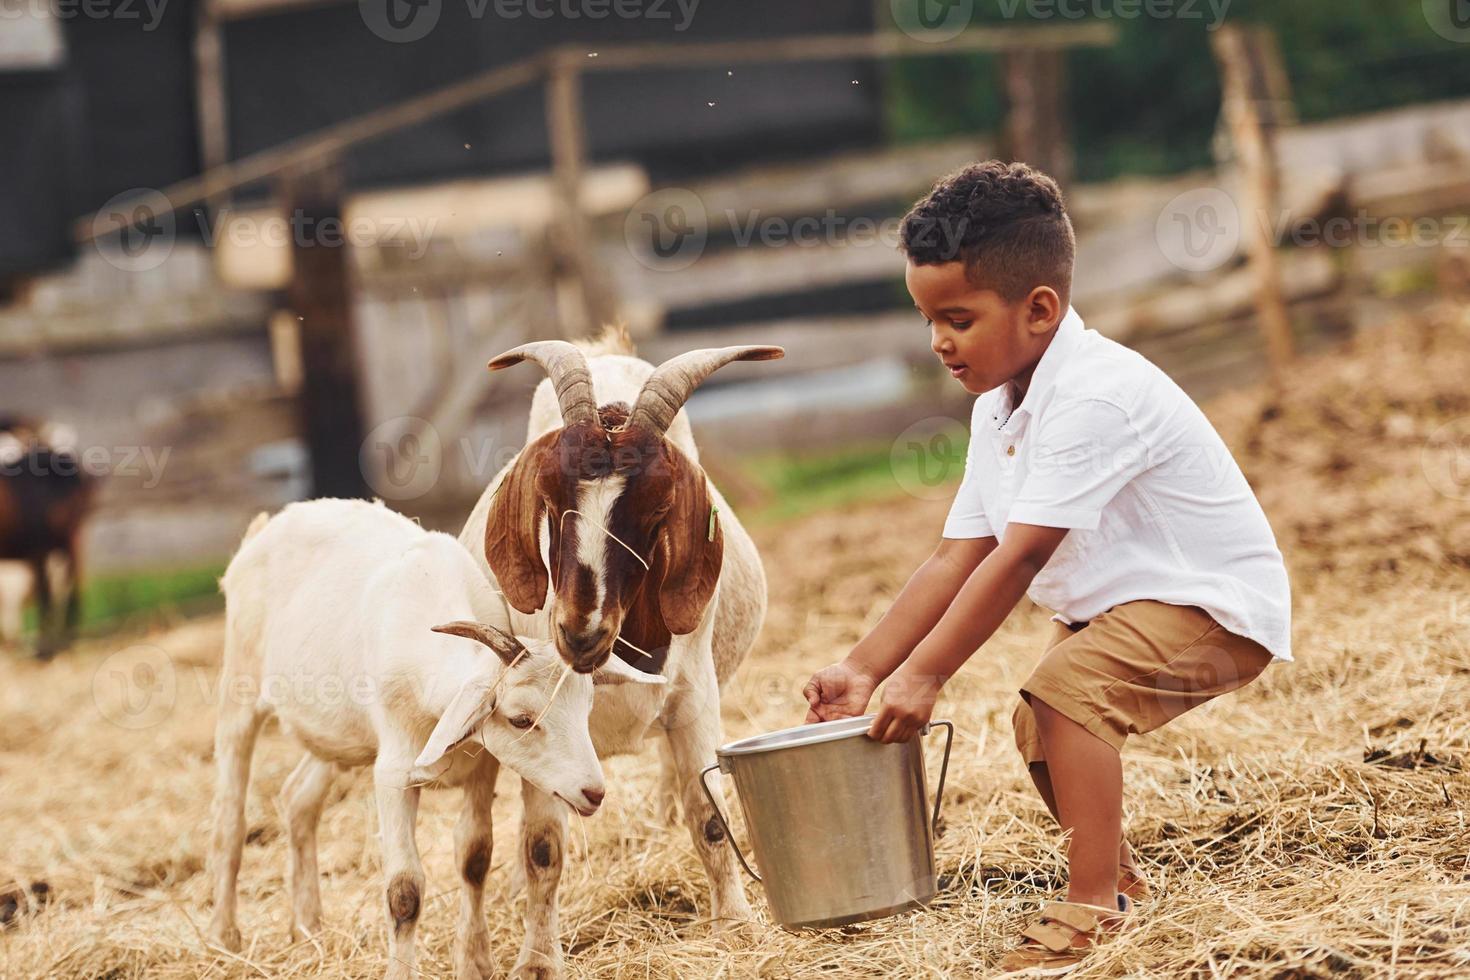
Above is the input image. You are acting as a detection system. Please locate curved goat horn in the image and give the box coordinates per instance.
[489,341,598,427]
[430,620,526,666]
[629,346,785,435]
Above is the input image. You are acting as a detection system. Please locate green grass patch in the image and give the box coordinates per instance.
[741,433,969,524]
[19,563,226,639]
[1373,263,1441,299]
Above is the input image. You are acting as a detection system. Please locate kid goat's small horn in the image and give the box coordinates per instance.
[629,345,785,435]
[431,620,525,666]
[488,341,598,427]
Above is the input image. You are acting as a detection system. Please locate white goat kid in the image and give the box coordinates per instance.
[205,498,663,980]
[458,334,782,965]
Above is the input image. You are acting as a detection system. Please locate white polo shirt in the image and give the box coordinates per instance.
[943,307,1292,661]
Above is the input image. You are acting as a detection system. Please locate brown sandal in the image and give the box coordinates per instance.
[1118,861,1151,903]
[996,900,1127,976]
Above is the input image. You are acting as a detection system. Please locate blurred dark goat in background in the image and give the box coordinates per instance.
[0,417,93,659]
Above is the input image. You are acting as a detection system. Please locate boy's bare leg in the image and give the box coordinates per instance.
[1026,762,1060,818]
[1030,697,1123,909]
[1027,763,1136,871]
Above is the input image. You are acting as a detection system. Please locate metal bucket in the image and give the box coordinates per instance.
[700,715,953,929]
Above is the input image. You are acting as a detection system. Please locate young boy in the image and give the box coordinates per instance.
[803,161,1291,975]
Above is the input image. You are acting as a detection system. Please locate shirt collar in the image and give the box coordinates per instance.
[998,305,1085,424]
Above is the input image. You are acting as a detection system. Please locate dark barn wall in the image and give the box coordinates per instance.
[5,1,879,275]
[0,70,83,278]
[3,3,200,277]
[223,0,882,187]
[63,5,202,218]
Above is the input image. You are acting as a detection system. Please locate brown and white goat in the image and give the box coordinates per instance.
[458,334,780,967]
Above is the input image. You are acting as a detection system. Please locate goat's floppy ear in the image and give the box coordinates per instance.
[655,446,723,635]
[485,433,555,614]
[431,621,525,668]
[415,673,497,769]
[593,654,669,687]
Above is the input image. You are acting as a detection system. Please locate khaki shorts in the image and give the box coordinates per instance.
[1012,600,1273,764]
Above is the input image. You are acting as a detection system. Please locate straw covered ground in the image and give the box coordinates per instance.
[3,305,1469,978]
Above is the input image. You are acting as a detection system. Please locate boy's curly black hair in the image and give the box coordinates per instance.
[900,160,1075,304]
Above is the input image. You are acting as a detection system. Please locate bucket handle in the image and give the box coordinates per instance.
[699,763,762,883]
[923,719,955,837]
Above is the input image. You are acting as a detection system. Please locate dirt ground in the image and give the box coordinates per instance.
[3,305,1469,979]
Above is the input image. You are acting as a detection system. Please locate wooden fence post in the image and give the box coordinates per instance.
[193,3,229,177]
[1001,48,1072,191]
[281,162,372,499]
[1211,23,1295,389]
[546,49,619,337]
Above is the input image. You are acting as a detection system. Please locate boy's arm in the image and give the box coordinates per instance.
[848,536,999,679]
[868,522,1069,743]
[803,536,996,723]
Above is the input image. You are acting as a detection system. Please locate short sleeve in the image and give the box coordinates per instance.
[1007,398,1148,531]
[942,406,995,540]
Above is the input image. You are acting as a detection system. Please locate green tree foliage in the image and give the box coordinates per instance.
[885,0,1470,180]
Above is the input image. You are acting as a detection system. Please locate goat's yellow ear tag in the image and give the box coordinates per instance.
[708,505,719,542]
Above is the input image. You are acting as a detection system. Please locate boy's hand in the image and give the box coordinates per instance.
[868,669,943,743]
[803,662,878,723]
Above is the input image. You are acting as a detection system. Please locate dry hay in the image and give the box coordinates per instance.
[3,305,1470,978]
